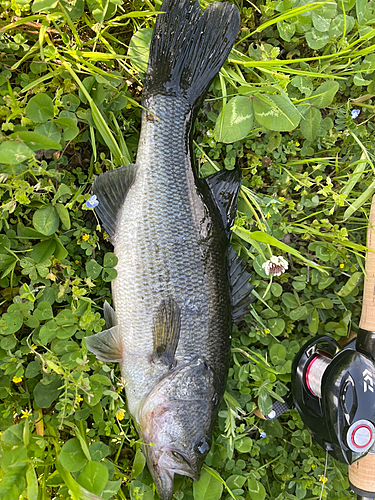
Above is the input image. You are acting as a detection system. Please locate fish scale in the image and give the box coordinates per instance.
[113,95,230,410]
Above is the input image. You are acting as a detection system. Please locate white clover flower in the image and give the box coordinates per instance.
[262,255,289,276]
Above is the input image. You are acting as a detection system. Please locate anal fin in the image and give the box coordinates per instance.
[92,163,138,242]
[228,245,255,322]
[153,297,181,367]
[85,325,122,363]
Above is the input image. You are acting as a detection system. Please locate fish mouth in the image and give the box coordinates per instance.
[143,445,175,500]
[159,447,200,481]
[154,467,174,500]
[143,444,199,500]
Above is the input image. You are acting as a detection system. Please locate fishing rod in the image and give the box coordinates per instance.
[290,195,375,500]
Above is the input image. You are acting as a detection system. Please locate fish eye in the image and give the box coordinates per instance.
[194,437,211,455]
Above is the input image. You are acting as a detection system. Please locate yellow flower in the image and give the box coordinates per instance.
[117,386,123,394]
[21,409,33,419]
[318,475,327,484]
[340,263,344,268]
[82,234,89,241]
[264,328,270,334]
[12,376,23,383]
[75,260,80,264]
[311,463,316,469]
[116,408,125,421]
[265,212,271,219]
[76,395,83,403]
[126,103,132,109]
[295,142,300,146]
[279,197,285,202]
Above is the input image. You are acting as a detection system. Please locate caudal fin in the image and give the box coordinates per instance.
[143,0,240,108]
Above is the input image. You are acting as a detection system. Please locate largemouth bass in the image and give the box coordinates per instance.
[85,0,253,498]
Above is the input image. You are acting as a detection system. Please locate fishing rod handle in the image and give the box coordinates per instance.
[349,453,375,499]
[358,194,375,334]
[350,195,375,499]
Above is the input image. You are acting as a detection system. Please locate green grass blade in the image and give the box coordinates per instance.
[11,43,39,70]
[110,112,133,165]
[63,62,124,167]
[21,69,61,93]
[343,180,375,221]
[233,226,328,272]
[293,223,370,253]
[236,1,335,45]
[349,131,375,174]
[90,126,97,163]
[341,152,369,197]
[58,0,82,47]
[0,14,48,31]
[202,465,237,500]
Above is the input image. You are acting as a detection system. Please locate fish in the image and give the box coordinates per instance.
[85,0,254,498]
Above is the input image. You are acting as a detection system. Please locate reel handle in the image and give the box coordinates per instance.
[349,194,375,499]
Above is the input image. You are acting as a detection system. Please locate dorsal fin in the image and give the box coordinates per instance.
[228,245,255,322]
[92,164,138,242]
[204,167,242,236]
[152,297,181,367]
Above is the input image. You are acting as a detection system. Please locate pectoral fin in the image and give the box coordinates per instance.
[92,163,138,242]
[153,298,181,367]
[85,325,122,363]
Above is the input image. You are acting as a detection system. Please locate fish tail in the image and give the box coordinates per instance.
[143,0,240,109]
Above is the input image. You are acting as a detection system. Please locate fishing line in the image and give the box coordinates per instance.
[319,449,329,500]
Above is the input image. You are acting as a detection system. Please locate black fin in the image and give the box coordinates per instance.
[205,167,242,236]
[228,245,255,322]
[152,297,181,367]
[85,325,122,363]
[103,300,116,329]
[144,0,240,108]
[92,164,137,242]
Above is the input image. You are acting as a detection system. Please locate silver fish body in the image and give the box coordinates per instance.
[114,94,231,419]
[85,1,254,498]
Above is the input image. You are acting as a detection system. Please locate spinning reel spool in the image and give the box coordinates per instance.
[291,195,375,500]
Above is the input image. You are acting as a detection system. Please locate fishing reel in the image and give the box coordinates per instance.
[291,332,375,466]
[289,194,375,500]
[256,195,375,499]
